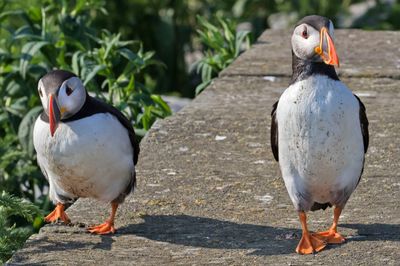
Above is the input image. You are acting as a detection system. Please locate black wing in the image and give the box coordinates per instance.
[271,101,279,161]
[354,94,369,153]
[61,94,140,165]
[353,94,369,188]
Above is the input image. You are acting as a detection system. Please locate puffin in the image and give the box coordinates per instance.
[270,15,369,254]
[33,70,140,234]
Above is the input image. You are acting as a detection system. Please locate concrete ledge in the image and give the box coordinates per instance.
[8,30,400,265]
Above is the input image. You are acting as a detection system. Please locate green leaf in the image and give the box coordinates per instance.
[6,97,28,117]
[197,15,219,33]
[140,106,154,130]
[195,80,212,95]
[118,48,140,62]
[0,191,43,222]
[133,128,147,137]
[12,25,41,41]
[103,33,120,60]
[235,30,251,57]
[218,17,234,44]
[5,80,23,96]
[18,106,43,156]
[83,65,106,86]
[150,95,172,115]
[72,51,82,75]
[201,63,213,82]
[0,10,25,22]
[19,41,50,79]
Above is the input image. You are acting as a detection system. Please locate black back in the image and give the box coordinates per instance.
[354,95,369,153]
[296,15,330,30]
[270,101,279,161]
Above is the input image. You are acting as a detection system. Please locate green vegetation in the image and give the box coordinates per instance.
[94,0,400,98]
[195,15,251,95]
[94,0,272,97]
[0,191,42,263]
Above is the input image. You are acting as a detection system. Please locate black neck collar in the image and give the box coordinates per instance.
[290,52,339,85]
[40,93,97,123]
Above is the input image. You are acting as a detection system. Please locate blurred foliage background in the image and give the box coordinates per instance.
[93,0,400,97]
[1,0,399,262]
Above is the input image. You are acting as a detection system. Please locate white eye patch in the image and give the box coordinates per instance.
[291,24,321,60]
[59,77,83,97]
[56,76,86,118]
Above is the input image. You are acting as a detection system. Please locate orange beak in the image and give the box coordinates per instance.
[314,27,339,67]
[48,94,61,137]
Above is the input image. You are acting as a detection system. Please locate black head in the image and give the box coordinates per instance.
[38,70,86,136]
[296,15,331,32]
[291,15,338,65]
[290,15,340,84]
[40,70,77,96]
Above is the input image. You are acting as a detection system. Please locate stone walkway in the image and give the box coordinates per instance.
[8,30,400,265]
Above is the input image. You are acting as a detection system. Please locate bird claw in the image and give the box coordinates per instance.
[87,221,116,234]
[44,203,71,224]
[313,230,346,244]
[296,233,327,255]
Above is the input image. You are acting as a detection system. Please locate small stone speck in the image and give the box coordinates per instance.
[215,135,227,141]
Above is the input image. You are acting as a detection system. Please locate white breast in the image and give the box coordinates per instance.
[33,113,135,203]
[276,75,364,209]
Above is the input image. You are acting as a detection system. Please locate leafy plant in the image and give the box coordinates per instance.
[0,191,43,263]
[194,15,251,95]
[71,30,171,136]
[93,0,274,97]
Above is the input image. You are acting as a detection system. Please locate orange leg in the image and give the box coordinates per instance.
[87,202,118,235]
[296,211,327,255]
[44,203,71,224]
[313,207,346,244]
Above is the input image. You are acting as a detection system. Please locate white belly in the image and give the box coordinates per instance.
[33,113,135,203]
[276,76,364,209]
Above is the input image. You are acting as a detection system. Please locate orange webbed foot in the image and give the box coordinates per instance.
[44,203,71,224]
[313,207,346,244]
[87,221,116,235]
[313,230,345,244]
[87,203,118,235]
[296,233,327,255]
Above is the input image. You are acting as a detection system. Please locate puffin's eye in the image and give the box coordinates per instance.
[39,88,43,97]
[66,85,73,96]
[301,27,308,39]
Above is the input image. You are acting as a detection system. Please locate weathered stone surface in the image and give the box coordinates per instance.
[8,30,400,265]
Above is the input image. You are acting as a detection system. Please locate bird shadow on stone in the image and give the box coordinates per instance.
[16,224,116,258]
[341,223,400,242]
[19,236,92,255]
[92,235,115,250]
[117,214,301,256]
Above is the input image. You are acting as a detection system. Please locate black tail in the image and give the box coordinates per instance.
[311,202,332,211]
